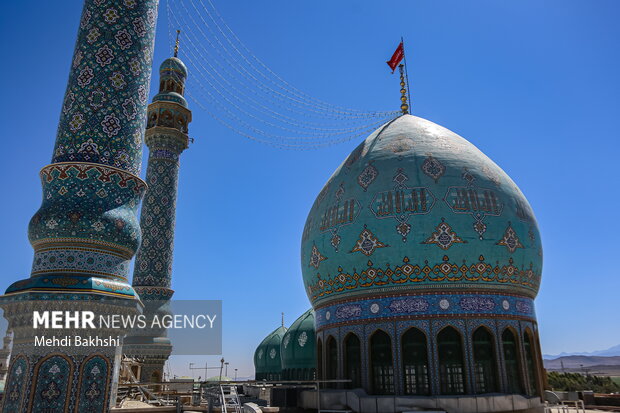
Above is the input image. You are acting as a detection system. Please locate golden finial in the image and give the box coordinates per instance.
[174,30,181,58]
[399,64,409,115]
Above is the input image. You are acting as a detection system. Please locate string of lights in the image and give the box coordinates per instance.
[166,0,400,149]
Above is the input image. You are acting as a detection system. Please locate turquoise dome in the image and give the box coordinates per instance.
[254,325,287,380]
[281,309,316,377]
[160,57,187,78]
[301,115,542,308]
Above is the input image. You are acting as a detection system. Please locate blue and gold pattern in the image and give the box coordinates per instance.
[52,0,158,175]
[314,292,536,331]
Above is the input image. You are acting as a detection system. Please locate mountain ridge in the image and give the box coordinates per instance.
[543,344,620,359]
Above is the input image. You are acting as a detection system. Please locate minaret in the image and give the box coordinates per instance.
[124,32,191,384]
[0,0,158,411]
[0,330,12,382]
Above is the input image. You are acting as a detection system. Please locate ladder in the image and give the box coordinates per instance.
[219,384,241,413]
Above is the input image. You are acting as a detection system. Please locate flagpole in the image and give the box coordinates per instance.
[401,36,412,113]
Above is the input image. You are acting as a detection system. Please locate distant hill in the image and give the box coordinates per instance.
[544,355,620,376]
[544,355,620,370]
[544,344,620,359]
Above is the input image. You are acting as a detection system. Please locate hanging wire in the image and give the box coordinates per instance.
[165,0,400,149]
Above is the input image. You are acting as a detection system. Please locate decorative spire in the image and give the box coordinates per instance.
[174,29,181,58]
[399,64,409,115]
[281,312,285,327]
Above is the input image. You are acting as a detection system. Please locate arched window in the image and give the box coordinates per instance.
[326,336,338,383]
[523,330,539,396]
[502,328,524,394]
[344,333,361,389]
[370,330,394,395]
[437,326,466,395]
[402,327,430,395]
[317,338,323,381]
[473,327,498,393]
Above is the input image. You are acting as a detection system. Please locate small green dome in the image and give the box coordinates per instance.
[254,325,287,380]
[160,56,187,78]
[206,375,231,382]
[281,309,316,372]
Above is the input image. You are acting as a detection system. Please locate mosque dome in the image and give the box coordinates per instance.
[253,325,287,380]
[160,56,188,78]
[281,309,317,380]
[301,114,542,310]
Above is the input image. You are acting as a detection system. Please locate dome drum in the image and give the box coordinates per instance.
[316,317,543,397]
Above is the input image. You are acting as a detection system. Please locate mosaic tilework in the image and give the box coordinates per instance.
[5,274,136,298]
[0,1,159,411]
[315,292,536,331]
[126,57,191,382]
[2,356,28,412]
[28,355,74,412]
[2,351,116,413]
[27,163,146,284]
[132,56,190,292]
[76,356,110,412]
[301,115,543,308]
[52,0,159,175]
[315,313,543,396]
[307,254,539,305]
[131,133,187,289]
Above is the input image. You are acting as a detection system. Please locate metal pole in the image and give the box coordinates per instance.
[401,36,412,111]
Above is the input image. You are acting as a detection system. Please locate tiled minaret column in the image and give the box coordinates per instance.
[124,51,191,384]
[0,331,11,382]
[0,0,158,411]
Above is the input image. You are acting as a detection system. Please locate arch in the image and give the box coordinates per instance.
[317,337,323,381]
[161,110,174,127]
[344,333,362,389]
[147,111,157,128]
[28,353,74,412]
[437,326,466,395]
[502,328,525,394]
[326,335,338,382]
[402,327,430,395]
[523,328,540,396]
[369,329,394,395]
[75,354,110,412]
[472,326,498,393]
[2,355,28,413]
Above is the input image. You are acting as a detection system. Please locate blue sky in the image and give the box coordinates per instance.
[1,0,619,378]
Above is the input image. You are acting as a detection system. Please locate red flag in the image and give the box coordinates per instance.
[386,42,404,73]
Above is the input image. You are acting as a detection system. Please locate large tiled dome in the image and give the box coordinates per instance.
[301,115,542,314]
